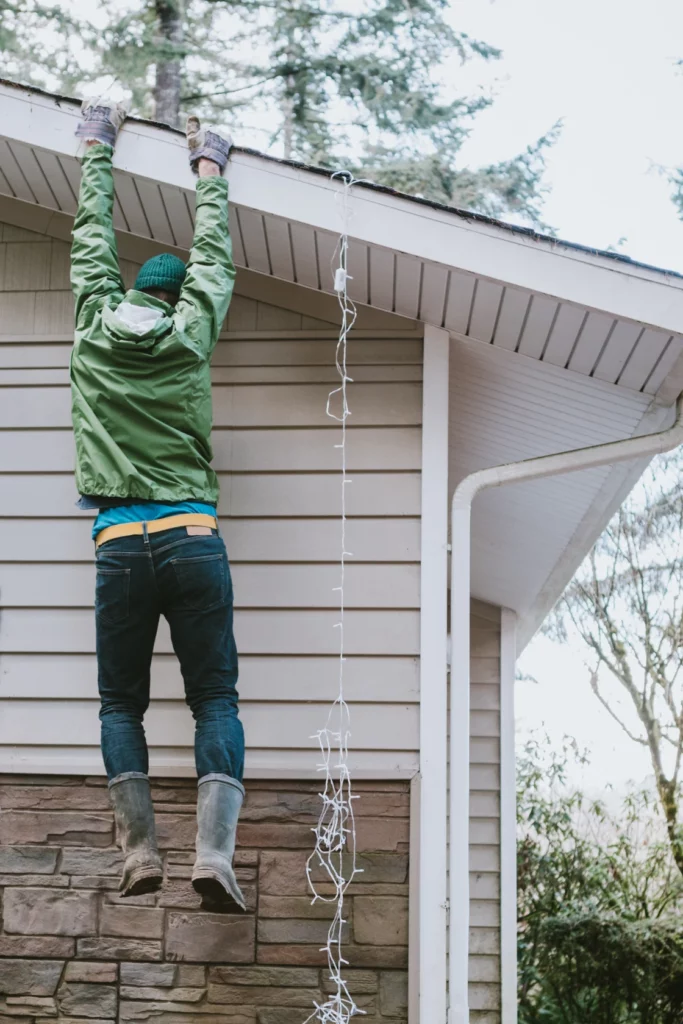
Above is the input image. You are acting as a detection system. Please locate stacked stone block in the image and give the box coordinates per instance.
[0,776,409,1023]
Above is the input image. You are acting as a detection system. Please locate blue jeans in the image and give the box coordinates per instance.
[95,526,244,781]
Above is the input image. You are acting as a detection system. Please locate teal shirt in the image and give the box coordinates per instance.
[93,501,217,540]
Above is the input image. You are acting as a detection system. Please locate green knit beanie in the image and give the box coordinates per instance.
[134,253,187,296]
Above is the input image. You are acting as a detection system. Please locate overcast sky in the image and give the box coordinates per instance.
[449,0,683,788]
[452,0,683,273]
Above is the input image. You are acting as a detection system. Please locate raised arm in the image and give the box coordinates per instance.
[71,100,127,332]
[175,119,236,357]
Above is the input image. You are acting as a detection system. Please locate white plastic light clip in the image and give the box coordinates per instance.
[334,267,352,293]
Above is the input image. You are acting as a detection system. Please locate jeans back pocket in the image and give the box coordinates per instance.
[96,567,131,625]
[171,553,228,612]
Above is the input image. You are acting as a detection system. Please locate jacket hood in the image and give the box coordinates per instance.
[101,290,174,349]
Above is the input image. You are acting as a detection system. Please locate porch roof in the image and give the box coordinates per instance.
[1,77,682,647]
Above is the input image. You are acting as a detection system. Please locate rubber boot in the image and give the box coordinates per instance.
[192,773,246,911]
[109,772,163,897]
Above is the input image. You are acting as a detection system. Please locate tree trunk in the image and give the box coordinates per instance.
[282,75,295,161]
[281,7,296,162]
[657,774,683,880]
[154,0,184,128]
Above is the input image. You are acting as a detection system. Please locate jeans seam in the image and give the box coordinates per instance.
[153,532,221,558]
[96,550,150,558]
[109,770,149,787]
[170,553,224,566]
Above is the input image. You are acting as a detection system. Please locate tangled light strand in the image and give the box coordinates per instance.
[304,172,364,1024]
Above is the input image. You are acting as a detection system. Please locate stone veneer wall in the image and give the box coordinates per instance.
[0,776,409,1023]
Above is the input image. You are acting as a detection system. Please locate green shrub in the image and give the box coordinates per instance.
[518,739,683,1023]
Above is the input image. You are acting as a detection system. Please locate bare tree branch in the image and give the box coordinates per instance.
[555,448,683,878]
[588,669,648,746]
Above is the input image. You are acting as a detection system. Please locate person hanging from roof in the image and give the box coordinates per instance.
[70,98,245,911]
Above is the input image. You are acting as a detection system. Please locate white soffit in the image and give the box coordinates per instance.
[450,335,671,646]
[1,80,683,404]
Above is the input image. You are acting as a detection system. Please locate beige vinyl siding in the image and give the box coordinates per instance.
[0,220,505,1015]
[470,599,502,1023]
[0,222,422,778]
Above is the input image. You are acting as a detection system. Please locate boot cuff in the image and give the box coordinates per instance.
[109,771,150,789]
[197,773,245,797]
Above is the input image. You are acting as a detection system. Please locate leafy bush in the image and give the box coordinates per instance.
[518,738,683,1023]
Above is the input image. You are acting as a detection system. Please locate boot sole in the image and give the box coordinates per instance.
[192,872,245,913]
[121,868,163,898]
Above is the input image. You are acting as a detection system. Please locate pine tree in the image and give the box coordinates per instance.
[670,170,683,221]
[153,1,185,126]
[667,59,683,219]
[1,0,558,227]
[0,1,81,86]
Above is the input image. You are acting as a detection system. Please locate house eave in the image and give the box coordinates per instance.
[2,75,682,285]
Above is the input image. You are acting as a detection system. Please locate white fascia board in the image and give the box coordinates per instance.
[228,161,683,335]
[0,83,194,189]
[2,81,683,334]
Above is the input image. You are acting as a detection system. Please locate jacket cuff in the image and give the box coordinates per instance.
[81,143,114,165]
[195,176,229,205]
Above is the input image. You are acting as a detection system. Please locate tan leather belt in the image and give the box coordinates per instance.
[96,513,218,548]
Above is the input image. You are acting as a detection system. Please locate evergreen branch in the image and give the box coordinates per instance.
[181,76,276,102]
[202,0,359,18]
[2,0,553,224]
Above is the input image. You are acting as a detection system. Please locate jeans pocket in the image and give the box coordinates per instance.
[96,567,131,625]
[172,553,228,611]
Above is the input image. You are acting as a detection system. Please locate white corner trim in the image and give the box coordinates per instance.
[448,502,471,1024]
[419,324,450,1023]
[500,608,518,1024]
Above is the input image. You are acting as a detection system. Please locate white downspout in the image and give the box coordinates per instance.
[448,396,683,1024]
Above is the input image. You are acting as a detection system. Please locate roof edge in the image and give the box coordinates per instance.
[2,75,682,283]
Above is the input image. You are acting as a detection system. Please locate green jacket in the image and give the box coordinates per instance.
[70,146,235,505]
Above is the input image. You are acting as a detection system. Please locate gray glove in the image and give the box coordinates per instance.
[75,97,128,147]
[186,116,232,173]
